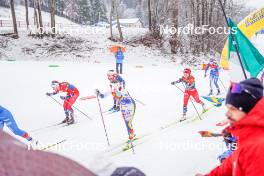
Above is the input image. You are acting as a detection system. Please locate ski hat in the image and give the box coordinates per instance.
[184,68,191,74]
[226,78,263,113]
[107,70,116,76]
[51,80,60,89]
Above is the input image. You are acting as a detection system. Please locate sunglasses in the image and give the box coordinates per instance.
[230,83,257,99]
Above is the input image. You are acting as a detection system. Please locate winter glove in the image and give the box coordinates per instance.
[60,96,66,100]
[46,92,52,96]
[204,74,207,78]
[171,81,176,85]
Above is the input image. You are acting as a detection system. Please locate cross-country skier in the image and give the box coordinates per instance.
[205,59,221,95]
[196,78,264,176]
[107,70,126,112]
[46,81,79,125]
[0,106,37,147]
[95,86,136,141]
[171,68,206,121]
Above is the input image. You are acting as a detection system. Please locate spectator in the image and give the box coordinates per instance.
[115,47,125,74]
[196,78,264,176]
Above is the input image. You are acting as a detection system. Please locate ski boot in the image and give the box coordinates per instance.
[62,117,69,124]
[208,89,213,96]
[180,107,187,122]
[67,117,75,125]
[27,137,38,150]
[123,142,133,151]
[201,103,207,113]
[180,114,187,122]
[30,138,39,150]
[113,105,120,112]
[217,89,221,96]
[108,105,116,112]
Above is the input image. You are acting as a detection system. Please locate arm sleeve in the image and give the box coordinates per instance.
[175,78,183,83]
[242,144,264,176]
[99,91,111,99]
[117,76,125,87]
[52,90,59,95]
[206,154,233,176]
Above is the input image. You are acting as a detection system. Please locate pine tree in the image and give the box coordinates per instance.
[0,0,9,7]
[78,0,91,24]
[135,0,143,20]
[56,0,65,16]
[90,0,108,25]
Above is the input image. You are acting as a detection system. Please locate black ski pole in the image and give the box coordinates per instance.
[48,95,93,120]
[175,84,202,120]
[96,95,110,146]
[217,0,247,79]
[127,91,146,106]
[219,77,227,93]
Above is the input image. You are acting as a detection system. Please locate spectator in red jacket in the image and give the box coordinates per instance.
[196,78,264,176]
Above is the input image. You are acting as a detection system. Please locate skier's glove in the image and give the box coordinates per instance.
[60,96,66,100]
[204,74,207,78]
[171,81,176,85]
[46,92,52,96]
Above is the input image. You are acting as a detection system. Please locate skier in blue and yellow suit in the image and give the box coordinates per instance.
[205,59,221,95]
[96,72,136,140]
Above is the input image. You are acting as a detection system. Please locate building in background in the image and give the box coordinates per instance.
[113,18,143,28]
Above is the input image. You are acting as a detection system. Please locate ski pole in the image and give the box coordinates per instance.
[176,84,202,120]
[134,98,146,106]
[48,95,93,120]
[219,77,227,93]
[96,95,110,146]
[127,91,146,106]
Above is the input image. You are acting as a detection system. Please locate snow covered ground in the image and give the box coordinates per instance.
[1,5,264,175]
[1,31,264,176]
[0,60,230,175]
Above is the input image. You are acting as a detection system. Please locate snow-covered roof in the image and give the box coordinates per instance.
[114,18,141,24]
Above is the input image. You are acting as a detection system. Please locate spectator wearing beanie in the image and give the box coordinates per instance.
[196,78,264,176]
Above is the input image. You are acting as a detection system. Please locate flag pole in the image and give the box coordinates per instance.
[217,0,248,79]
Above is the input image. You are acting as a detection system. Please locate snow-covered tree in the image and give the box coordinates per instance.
[10,0,18,38]
[0,0,9,7]
[78,0,91,24]
[90,0,108,24]
[56,0,65,16]
[64,0,79,22]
